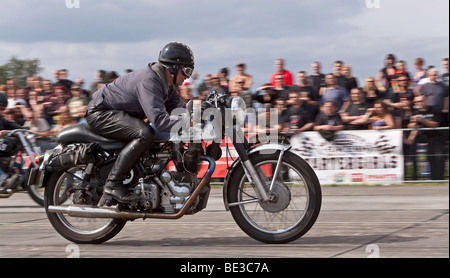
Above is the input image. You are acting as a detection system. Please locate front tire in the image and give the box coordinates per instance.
[227,151,321,244]
[44,166,126,244]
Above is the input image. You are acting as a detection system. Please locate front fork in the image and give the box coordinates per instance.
[231,128,288,202]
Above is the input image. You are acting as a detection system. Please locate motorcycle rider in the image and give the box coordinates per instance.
[0,93,23,135]
[85,42,194,204]
[0,92,24,188]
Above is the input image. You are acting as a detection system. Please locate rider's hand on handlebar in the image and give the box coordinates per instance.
[0,130,8,139]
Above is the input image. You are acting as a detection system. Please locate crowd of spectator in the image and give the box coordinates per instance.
[188,55,448,138]
[0,55,448,138]
[0,54,448,179]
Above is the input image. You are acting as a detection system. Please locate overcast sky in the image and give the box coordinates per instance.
[1,0,448,90]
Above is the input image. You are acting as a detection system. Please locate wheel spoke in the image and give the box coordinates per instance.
[237,159,310,234]
[53,166,115,234]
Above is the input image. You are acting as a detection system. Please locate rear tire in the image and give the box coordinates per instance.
[44,167,126,244]
[27,184,45,206]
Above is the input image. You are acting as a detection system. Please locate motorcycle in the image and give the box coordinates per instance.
[36,91,322,244]
[0,129,44,206]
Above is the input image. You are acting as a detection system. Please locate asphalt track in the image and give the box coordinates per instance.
[0,185,448,258]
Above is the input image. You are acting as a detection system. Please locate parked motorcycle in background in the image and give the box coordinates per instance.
[0,129,45,206]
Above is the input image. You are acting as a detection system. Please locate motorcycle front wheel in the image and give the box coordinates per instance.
[44,166,126,244]
[227,150,321,244]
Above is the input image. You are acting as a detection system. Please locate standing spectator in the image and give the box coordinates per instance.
[256,104,282,134]
[255,84,277,106]
[54,69,74,93]
[22,109,51,138]
[3,109,22,125]
[333,60,349,90]
[291,71,319,118]
[376,54,397,93]
[90,70,106,96]
[27,90,41,110]
[341,64,358,92]
[385,73,414,127]
[273,74,290,101]
[362,76,383,107]
[5,78,18,93]
[366,100,395,130]
[397,93,415,129]
[441,58,449,89]
[341,88,371,130]
[28,76,43,94]
[44,86,69,126]
[107,71,120,83]
[313,101,344,141]
[270,58,293,86]
[40,80,53,102]
[6,87,27,109]
[273,98,288,124]
[233,77,253,109]
[308,61,326,104]
[395,60,411,80]
[74,77,90,99]
[14,88,30,108]
[441,58,449,127]
[208,73,229,95]
[420,68,449,125]
[219,68,229,89]
[50,105,77,136]
[292,71,315,104]
[407,95,445,180]
[66,84,90,121]
[229,62,253,93]
[319,74,350,112]
[283,91,314,136]
[414,66,436,96]
[391,60,411,92]
[412,58,426,87]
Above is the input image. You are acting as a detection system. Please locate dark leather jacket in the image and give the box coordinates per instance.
[91,62,186,132]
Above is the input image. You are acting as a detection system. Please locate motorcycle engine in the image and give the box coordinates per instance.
[134,171,195,213]
[159,171,193,213]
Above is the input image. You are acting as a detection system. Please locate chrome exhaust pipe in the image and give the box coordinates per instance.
[47,205,146,219]
[48,156,216,220]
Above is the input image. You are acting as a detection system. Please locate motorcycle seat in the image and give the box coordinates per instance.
[56,123,172,150]
[56,123,126,150]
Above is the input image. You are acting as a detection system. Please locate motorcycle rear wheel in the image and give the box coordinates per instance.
[227,151,321,244]
[44,166,126,244]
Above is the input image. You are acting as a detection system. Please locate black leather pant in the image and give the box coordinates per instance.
[85,102,155,183]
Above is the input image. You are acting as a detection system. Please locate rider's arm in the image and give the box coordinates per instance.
[136,77,183,132]
[0,117,23,131]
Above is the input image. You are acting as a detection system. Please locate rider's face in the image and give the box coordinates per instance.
[175,68,189,85]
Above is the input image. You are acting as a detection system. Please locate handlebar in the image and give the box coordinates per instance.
[5,129,33,137]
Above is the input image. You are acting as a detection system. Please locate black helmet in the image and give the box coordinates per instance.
[0,92,8,108]
[158,42,194,69]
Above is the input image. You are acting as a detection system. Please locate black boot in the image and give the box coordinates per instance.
[103,181,141,204]
[103,138,152,204]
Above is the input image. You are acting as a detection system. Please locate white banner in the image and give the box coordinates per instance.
[290,130,404,185]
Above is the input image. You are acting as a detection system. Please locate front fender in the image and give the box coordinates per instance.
[222,143,291,210]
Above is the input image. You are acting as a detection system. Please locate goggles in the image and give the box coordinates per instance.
[181,66,194,77]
